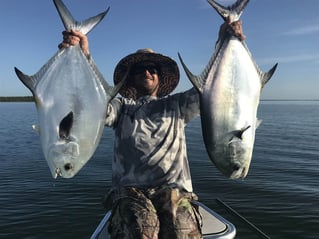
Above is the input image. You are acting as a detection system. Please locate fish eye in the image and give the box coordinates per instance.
[64,163,73,171]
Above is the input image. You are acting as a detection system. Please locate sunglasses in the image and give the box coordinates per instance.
[131,65,159,75]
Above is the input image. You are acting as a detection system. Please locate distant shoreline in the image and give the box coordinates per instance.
[0,96,34,102]
[0,96,318,102]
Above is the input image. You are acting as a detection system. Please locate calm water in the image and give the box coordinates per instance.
[0,101,318,239]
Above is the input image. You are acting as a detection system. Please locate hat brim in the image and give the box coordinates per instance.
[113,52,179,100]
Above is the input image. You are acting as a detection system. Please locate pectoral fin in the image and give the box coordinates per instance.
[229,125,251,144]
[59,111,73,140]
[32,125,40,134]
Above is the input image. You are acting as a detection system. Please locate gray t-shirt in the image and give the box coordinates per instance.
[105,88,199,192]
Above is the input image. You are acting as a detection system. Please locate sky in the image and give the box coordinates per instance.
[0,0,318,100]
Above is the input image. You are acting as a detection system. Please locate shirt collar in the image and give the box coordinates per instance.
[136,95,158,104]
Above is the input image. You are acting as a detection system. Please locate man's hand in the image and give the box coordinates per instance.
[58,30,90,57]
[219,17,246,41]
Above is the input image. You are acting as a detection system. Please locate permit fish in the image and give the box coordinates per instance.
[14,0,123,178]
[178,0,277,179]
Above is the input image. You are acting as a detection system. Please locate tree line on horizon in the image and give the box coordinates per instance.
[0,96,34,102]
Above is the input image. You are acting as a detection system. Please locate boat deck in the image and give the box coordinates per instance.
[90,201,236,239]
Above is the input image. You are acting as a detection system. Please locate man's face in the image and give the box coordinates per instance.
[131,63,160,97]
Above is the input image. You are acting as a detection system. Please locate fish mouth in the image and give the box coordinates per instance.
[229,165,248,179]
[54,167,62,178]
[214,157,247,179]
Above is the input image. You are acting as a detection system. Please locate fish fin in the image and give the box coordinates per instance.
[15,50,64,102]
[207,0,250,22]
[260,63,278,88]
[232,125,251,141]
[14,67,38,95]
[53,0,110,35]
[256,119,262,129]
[32,125,40,134]
[110,67,128,99]
[59,111,73,140]
[178,53,204,93]
[241,43,278,89]
[83,52,122,101]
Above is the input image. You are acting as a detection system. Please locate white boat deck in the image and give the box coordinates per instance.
[90,201,236,239]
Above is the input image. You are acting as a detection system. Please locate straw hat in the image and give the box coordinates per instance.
[113,48,180,100]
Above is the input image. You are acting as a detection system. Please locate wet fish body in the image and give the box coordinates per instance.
[179,0,277,179]
[15,0,122,178]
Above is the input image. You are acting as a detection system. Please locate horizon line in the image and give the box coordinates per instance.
[1,96,319,102]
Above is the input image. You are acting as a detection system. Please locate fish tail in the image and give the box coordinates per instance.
[53,0,110,35]
[261,63,278,88]
[207,0,250,22]
[178,53,204,93]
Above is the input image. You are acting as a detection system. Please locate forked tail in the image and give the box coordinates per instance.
[53,0,110,35]
[207,0,250,22]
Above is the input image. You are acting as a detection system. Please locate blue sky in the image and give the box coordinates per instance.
[0,0,318,99]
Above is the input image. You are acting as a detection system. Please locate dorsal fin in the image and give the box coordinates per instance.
[14,67,38,95]
[261,63,278,88]
[178,53,204,93]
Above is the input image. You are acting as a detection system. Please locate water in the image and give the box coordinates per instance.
[0,101,318,239]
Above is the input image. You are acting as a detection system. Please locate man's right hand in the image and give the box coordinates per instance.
[58,30,90,57]
[219,17,246,42]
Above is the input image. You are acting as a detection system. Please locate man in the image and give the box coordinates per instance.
[60,18,244,239]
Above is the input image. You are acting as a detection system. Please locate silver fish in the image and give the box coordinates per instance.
[14,0,123,178]
[178,0,277,179]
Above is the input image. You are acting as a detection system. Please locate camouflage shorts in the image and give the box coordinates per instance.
[103,186,203,239]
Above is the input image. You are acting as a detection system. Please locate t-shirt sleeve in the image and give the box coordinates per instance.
[176,87,200,123]
[105,97,123,128]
